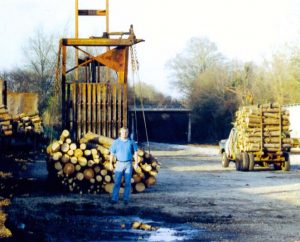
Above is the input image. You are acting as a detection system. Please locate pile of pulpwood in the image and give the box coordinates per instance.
[0,107,43,137]
[0,106,12,136]
[234,103,291,152]
[46,130,160,194]
[12,112,43,134]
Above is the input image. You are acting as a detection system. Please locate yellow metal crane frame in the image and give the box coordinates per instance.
[56,0,143,140]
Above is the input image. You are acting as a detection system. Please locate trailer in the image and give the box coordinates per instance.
[221,103,291,171]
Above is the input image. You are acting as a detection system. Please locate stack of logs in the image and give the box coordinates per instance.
[234,103,291,152]
[0,110,43,137]
[46,131,160,194]
[0,106,12,136]
[12,112,43,134]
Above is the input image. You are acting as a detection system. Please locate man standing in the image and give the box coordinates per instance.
[109,127,138,205]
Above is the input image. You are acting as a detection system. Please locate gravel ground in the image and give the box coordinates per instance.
[2,143,300,241]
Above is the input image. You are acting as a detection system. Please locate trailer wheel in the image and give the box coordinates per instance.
[222,152,229,168]
[248,153,255,171]
[274,164,281,170]
[241,152,249,171]
[281,153,290,171]
[235,153,242,171]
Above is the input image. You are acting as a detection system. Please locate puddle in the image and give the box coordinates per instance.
[69,215,200,242]
[7,213,202,242]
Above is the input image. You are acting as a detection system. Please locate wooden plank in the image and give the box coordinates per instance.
[112,83,117,138]
[92,83,96,133]
[97,66,100,83]
[62,38,144,47]
[102,83,107,136]
[61,45,67,128]
[107,83,112,138]
[66,83,71,130]
[117,84,122,132]
[123,84,128,128]
[97,83,101,134]
[77,83,82,140]
[82,83,87,136]
[87,83,92,132]
[72,83,77,140]
[78,9,106,16]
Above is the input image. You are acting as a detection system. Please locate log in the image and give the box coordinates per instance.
[97,145,110,155]
[94,166,101,173]
[70,143,77,151]
[61,143,70,153]
[135,182,145,193]
[76,172,84,181]
[54,162,62,171]
[104,183,114,193]
[133,174,142,183]
[141,164,152,172]
[74,149,83,158]
[67,150,74,156]
[61,154,70,163]
[63,163,75,175]
[70,157,78,164]
[46,130,160,194]
[96,175,102,182]
[104,175,111,183]
[65,138,72,144]
[84,149,92,157]
[84,168,94,180]
[75,164,81,171]
[61,129,70,139]
[78,157,87,167]
[145,176,156,187]
[100,169,107,176]
[51,142,61,153]
[52,152,62,161]
[132,221,141,229]
[80,143,87,150]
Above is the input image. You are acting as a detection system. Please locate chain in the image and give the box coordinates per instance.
[129,45,150,154]
[130,45,139,72]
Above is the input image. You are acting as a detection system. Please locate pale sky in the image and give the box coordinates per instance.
[1,0,300,97]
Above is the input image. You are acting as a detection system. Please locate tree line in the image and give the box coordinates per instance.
[1,31,299,143]
[167,38,300,142]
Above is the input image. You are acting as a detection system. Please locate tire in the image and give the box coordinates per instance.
[248,153,255,171]
[222,152,230,168]
[235,153,242,171]
[241,152,249,171]
[281,153,291,171]
[274,164,281,170]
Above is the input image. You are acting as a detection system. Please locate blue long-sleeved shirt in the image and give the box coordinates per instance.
[109,138,138,161]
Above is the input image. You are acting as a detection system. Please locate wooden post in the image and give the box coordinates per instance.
[97,84,101,134]
[92,83,96,133]
[87,83,92,132]
[77,84,82,140]
[72,83,77,140]
[112,83,117,138]
[82,83,87,136]
[187,112,191,143]
[62,45,67,128]
[131,112,135,140]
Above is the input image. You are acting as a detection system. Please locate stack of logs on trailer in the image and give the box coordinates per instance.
[234,103,292,152]
[46,130,160,194]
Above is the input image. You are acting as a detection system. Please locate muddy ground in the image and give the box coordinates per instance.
[2,143,300,241]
